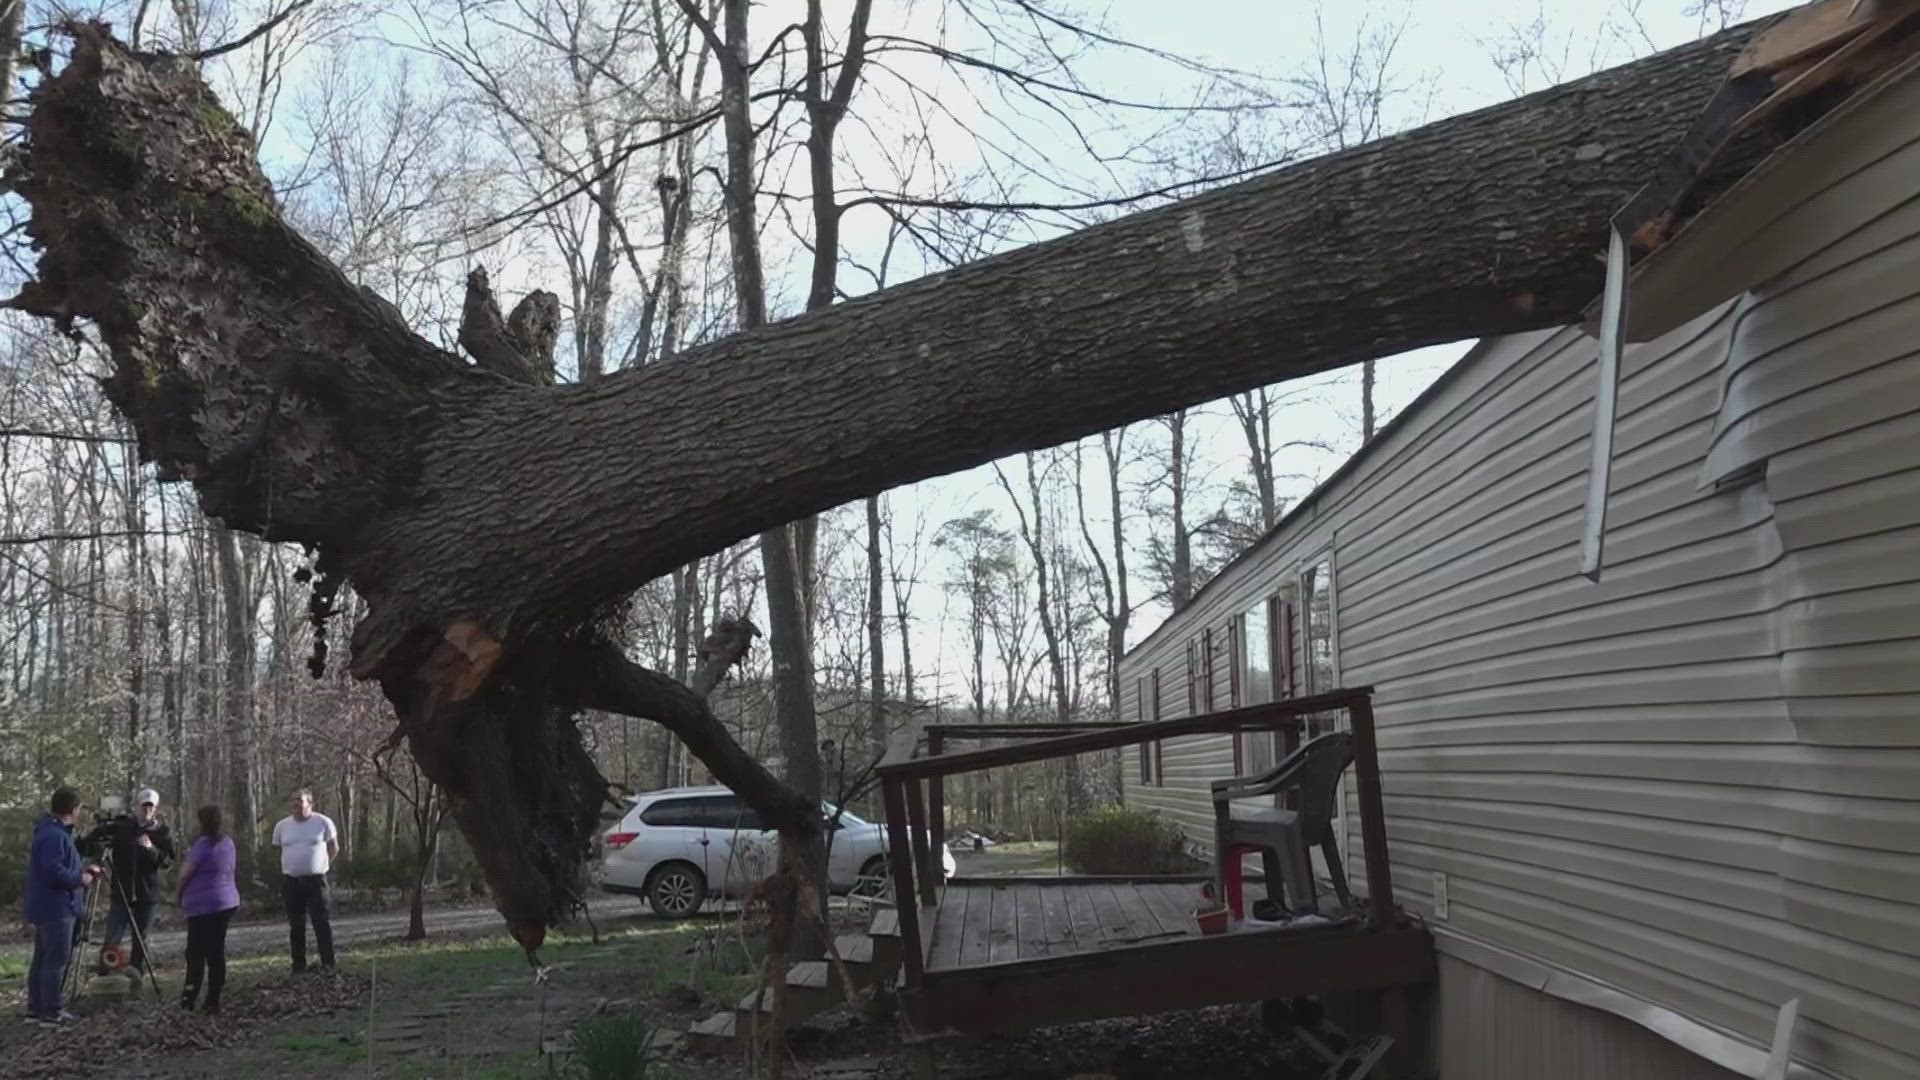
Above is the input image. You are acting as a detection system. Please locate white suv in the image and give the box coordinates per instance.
[599,786,957,916]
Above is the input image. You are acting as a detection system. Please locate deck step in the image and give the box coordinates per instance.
[690,929,898,1054]
[685,1011,738,1053]
[832,934,875,965]
[867,906,935,962]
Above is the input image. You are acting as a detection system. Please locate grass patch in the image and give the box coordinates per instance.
[387,1050,545,1080]
[654,930,764,1005]
[989,840,1060,856]
[314,917,708,987]
[275,1030,365,1065]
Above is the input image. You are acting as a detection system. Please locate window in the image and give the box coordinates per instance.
[1239,602,1274,774]
[1271,593,1300,758]
[1240,605,1273,705]
[640,795,764,831]
[639,798,703,828]
[1272,594,1296,700]
[1302,558,1340,740]
[1303,559,1336,695]
[709,797,766,832]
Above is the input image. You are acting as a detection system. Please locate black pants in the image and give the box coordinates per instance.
[182,907,236,1009]
[282,874,335,970]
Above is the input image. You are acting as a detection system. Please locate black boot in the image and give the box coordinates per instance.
[180,984,199,1012]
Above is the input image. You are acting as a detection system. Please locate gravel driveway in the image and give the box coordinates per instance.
[3,893,651,968]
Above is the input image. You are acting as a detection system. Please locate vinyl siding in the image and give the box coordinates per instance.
[1118,75,1920,1080]
[1436,954,1745,1080]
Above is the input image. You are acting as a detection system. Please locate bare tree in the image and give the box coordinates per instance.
[1142,410,1200,609]
[1074,430,1132,721]
[995,451,1079,810]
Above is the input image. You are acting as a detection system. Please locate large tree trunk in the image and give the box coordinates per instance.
[5,18,1806,933]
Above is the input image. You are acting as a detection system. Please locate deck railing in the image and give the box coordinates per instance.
[873,687,1396,993]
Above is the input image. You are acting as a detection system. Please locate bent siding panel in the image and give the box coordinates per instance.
[1119,99,1920,1079]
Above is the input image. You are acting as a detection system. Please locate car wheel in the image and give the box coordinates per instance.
[645,862,708,918]
[851,856,893,901]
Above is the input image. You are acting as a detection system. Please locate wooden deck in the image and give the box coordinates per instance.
[927,880,1233,971]
[902,891,1432,1038]
[874,690,1437,1059]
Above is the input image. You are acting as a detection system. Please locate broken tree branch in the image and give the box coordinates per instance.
[569,635,820,838]
[458,267,559,385]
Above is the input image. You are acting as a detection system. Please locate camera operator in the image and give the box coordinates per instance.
[91,786,176,977]
[25,786,102,1025]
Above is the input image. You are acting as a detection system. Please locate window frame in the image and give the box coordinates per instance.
[1227,615,1244,773]
[1136,676,1152,785]
[1151,667,1165,787]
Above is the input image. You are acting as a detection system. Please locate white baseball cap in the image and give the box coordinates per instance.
[133,788,160,808]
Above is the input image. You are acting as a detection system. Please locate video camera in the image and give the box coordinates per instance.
[76,794,128,860]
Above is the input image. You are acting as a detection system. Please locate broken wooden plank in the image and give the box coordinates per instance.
[1730,0,1883,77]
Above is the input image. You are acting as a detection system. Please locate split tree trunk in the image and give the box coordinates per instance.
[6,19,1786,934]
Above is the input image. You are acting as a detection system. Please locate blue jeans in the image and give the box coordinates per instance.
[100,891,155,972]
[28,916,74,1017]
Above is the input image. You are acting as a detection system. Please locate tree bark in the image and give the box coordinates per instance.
[6,19,1786,933]
[1362,360,1377,443]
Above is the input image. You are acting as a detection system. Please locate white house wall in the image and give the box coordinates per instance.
[1117,83,1920,1080]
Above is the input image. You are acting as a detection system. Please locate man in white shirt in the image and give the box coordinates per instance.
[271,788,339,973]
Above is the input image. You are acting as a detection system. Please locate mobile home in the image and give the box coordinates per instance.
[1118,59,1920,1080]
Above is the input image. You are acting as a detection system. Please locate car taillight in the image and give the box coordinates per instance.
[604,832,638,850]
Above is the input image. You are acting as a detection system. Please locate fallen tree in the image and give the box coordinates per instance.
[2,13,1832,942]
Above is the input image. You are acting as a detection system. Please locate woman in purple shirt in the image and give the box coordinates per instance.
[176,805,240,1013]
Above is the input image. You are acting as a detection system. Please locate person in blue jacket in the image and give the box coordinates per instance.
[25,787,101,1025]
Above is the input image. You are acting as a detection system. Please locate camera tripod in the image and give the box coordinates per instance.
[62,847,164,1003]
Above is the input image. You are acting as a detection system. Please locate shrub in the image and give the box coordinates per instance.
[1062,806,1196,875]
[564,1010,661,1080]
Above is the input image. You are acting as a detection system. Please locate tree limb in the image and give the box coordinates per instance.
[189,0,314,62]
[457,267,557,385]
[690,615,760,699]
[568,636,820,839]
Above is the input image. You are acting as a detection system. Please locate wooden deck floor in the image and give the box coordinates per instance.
[899,878,1432,1039]
[925,880,1281,972]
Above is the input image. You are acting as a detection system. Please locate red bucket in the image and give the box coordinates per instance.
[1195,905,1230,935]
